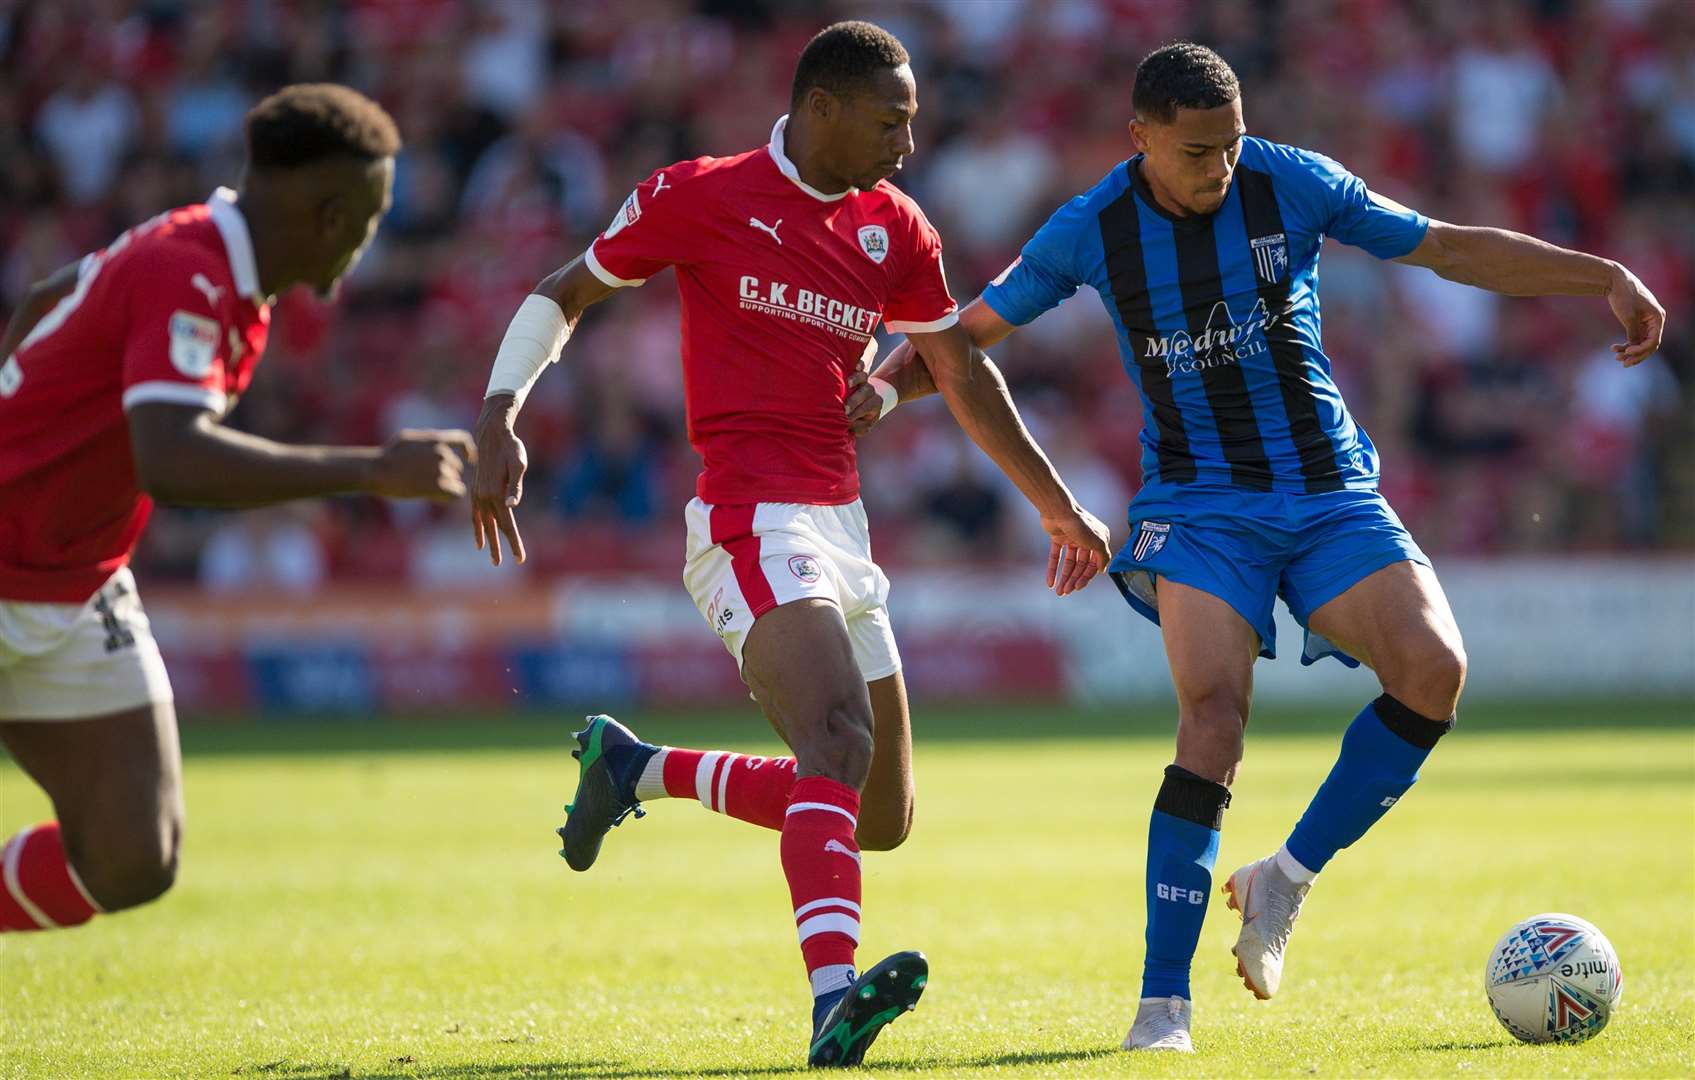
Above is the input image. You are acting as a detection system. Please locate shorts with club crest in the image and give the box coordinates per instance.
[683,498,901,681]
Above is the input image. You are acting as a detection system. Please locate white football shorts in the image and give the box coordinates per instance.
[683,498,901,682]
[0,567,173,720]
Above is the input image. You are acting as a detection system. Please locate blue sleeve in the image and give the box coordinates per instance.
[980,203,1084,326]
[1296,149,1428,259]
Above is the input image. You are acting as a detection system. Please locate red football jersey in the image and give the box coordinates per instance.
[585,116,958,506]
[0,189,271,602]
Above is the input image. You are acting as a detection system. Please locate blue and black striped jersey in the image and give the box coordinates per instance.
[982,137,1427,493]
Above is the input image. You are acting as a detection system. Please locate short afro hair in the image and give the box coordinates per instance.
[790,20,910,109]
[1133,43,1240,124]
[245,83,401,171]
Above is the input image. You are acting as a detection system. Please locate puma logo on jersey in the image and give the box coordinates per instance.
[748,216,783,244]
[652,172,670,195]
[191,272,225,308]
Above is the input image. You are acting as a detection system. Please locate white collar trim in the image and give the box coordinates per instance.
[207,187,266,302]
[767,116,856,203]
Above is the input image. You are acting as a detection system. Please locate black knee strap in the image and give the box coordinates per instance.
[1374,693,1455,749]
[1154,764,1232,830]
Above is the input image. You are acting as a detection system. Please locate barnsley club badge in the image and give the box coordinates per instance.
[1251,232,1288,285]
[857,225,889,265]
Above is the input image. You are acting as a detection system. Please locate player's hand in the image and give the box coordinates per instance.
[845,336,882,437]
[1041,504,1112,597]
[471,393,528,566]
[366,428,475,501]
[1606,263,1666,367]
[844,369,884,437]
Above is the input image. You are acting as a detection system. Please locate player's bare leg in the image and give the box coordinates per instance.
[1158,580,1258,786]
[740,667,912,850]
[1124,579,1255,1050]
[1303,560,1466,722]
[739,598,924,1066]
[1228,560,1463,1000]
[0,702,182,930]
[855,672,913,851]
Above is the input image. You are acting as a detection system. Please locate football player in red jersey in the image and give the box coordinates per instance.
[0,86,474,934]
[471,22,1111,1068]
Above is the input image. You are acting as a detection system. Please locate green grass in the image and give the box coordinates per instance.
[2,701,1692,1078]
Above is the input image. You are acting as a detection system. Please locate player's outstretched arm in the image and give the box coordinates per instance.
[846,299,1019,436]
[0,261,81,362]
[905,320,1110,596]
[128,404,473,507]
[471,254,618,566]
[1397,221,1666,366]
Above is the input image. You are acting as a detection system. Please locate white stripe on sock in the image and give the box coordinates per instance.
[2,828,56,929]
[797,912,861,945]
[716,754,733,813]
[62,859,105,914]
[794,896,862,920]
[633,748,670,802]
[785,801,856,824]
[810,964,856,998]
[695,751,725,810]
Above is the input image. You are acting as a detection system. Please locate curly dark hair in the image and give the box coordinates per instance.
[1133,43,1240,124]
[245,84,401,171]
[790,20,910,109]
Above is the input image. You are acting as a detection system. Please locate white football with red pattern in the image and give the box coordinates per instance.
[1485,913,1622,1044]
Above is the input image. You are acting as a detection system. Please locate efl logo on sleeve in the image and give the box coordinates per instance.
[167,310,219,378]
[603,189,641,239]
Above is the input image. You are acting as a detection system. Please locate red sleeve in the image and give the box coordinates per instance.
[882,202,958,334]
[119,244,237,414]
[584,162,704,288]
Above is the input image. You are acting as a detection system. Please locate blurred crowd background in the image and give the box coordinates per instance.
[2,0,1690,594]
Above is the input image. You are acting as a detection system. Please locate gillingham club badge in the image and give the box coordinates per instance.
[1132,520,1172,562]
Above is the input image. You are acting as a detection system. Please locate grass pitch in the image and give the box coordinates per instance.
[2,701,1692,1079]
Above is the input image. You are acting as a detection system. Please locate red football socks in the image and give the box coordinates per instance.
[0,823,100,933]
[781,776,862,997]
[650,747,799,830]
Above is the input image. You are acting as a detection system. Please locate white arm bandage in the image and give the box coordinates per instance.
[485,294,570,408]
[868,376,899,418]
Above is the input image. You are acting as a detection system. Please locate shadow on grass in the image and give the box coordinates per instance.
[173,699,1695,760]
[1418,1040,1510,1052]
[264,1045,1111,1078]
[874,1047,1110,1071]
[242,1064,624,1080]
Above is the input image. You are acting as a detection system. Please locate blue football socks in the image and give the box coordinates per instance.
[1141,765,1232,1000]
[1284,693,1454,875]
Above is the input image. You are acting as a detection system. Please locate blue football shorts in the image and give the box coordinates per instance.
[1107,483,1429,667]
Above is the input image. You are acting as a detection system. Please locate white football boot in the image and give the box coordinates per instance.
[1222,853,1311,1000]
[1122,995,1194,1052]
